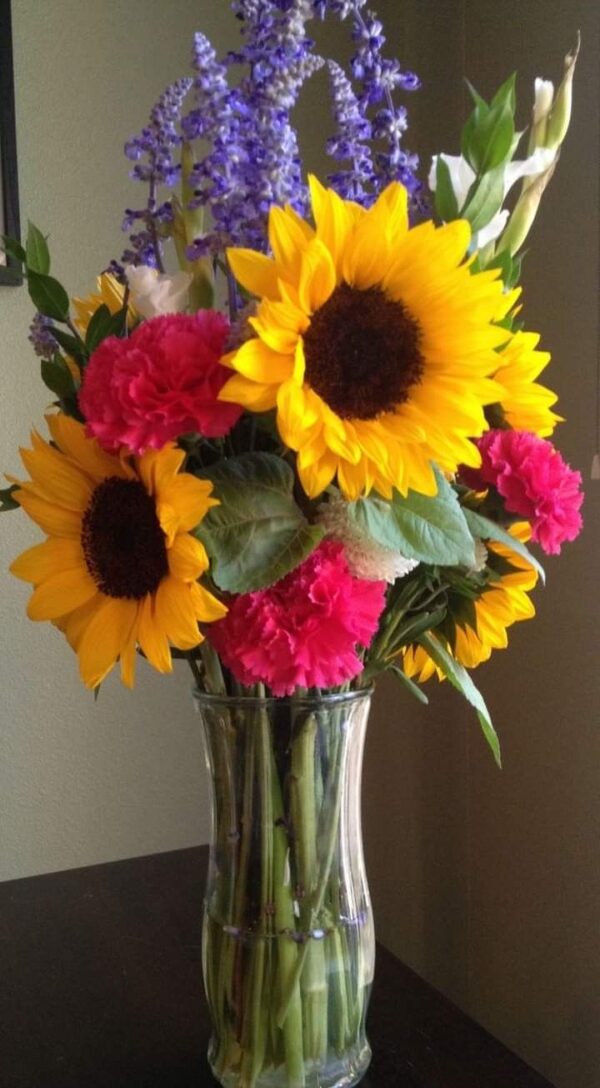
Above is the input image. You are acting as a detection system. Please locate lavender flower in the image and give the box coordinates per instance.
[316,1,423,207]
[28,313,57,359]
[186,1,322,256]
[116,0,423,271]
[121,78,192,269]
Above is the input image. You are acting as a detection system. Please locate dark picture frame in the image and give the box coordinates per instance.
[0,0,21,285]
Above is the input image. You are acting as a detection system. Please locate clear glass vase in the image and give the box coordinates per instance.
[193,688,374,1088]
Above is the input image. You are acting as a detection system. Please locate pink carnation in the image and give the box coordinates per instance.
[79,311,243,453]
[462,429,583,555]
[208,541,386,695]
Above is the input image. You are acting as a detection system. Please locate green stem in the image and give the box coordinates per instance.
[276,713,346,1030]
[290,713,327,1063]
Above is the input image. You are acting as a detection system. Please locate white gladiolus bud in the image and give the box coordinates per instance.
[125,265,192,319]
[533,78,554,125]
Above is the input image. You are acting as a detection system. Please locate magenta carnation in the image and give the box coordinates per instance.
[79,311,243,453]
[208,541,386,696]
[462,429,583,555]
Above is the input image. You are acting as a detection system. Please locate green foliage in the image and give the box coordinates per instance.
[434,156,459,221]
[48,326,88,368]
[85,303,128,354]
[462,506,545,583]
[41,354,77,399]
[1,235,26,265]
[195,453,324,593]
[27,270,70,322]
[462,165,505,233]
[387,663,429,706]
[418,631,501,767]
[347,467,476,568]
[0,485,19,512]
[25,222,50,275]
[462,74,516,175]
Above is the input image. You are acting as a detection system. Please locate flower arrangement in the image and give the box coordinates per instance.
[1,4,583,1086]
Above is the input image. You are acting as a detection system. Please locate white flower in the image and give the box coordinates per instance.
[125,265,192,319]
[468,538,488,575]
[428,145,556,249]
[533,78,554,124]
[317,495,419,583]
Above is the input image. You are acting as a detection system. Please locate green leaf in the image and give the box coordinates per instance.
[348,467,476,567]
[85,304,112,352]
[388,663,429,706]
[28,270,70,322]
[41,354,77,399]
[196,453,325,593]
[1,235,26,264]
[0,484,20,512]
[461,105,483,171]
[25,222,50,275]
[462,506,545,583]
[434,157,460,221]
[85,303,128,354]
[47,325,87,366]
[465,80,488,112]
[418,631,501,766]
[491,72,516,114]
[469,96,515,175]
[462,166,505,234]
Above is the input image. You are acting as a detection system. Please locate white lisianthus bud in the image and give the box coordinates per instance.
[317,495,419,583]
[125,265,192,319]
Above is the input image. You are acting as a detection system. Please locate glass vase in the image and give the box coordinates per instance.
[193,688,374,1088]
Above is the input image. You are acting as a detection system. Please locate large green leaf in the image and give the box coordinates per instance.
[462,166,505,234]
[25,222,50,275]
[418,631,501,767]
[347,468,476,567]
[462,506,545,584]
[196,453,324,593]
[28,270,70,322]
[41,355,77,399]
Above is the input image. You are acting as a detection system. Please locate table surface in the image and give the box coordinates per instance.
[0,845,554,1088]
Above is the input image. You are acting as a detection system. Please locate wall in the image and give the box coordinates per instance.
[364,4,600,1088]
[0,0,234,881]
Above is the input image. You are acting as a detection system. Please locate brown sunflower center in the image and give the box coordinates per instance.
[302,282,424,420]
[81,477,168,599]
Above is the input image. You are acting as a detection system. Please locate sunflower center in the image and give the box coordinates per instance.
[302,282,424,420]
[81,477,168,599]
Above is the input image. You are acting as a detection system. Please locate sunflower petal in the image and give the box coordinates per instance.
[27,566,98,621]
[168,534,210,581]
[77,597,138,689]
[10,538,83,584]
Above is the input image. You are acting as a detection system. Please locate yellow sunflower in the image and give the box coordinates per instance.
[73,272,135,334]
[9,414,225,689]
[492,329,562,437]
[220,176,519,500]
[402,524,537,681]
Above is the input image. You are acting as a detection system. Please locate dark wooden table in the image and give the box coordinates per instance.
[0,846,554,1088]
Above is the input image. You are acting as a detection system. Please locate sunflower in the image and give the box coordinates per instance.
[402,524,537,681]
[219,176,519,500]
[492,329,562,437]
[9,415,226,689]
[73,272,135,334]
